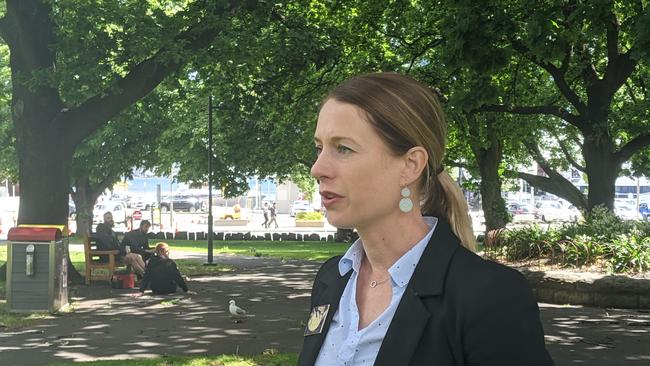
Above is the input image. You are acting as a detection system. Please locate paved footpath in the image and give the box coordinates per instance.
[1,252,649,365]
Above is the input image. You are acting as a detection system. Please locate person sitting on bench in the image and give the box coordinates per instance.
[95,212,122,262]
[121,220,152,276]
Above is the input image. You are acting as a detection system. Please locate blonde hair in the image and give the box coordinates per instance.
[327,72,476,250]
[154,242,170,257]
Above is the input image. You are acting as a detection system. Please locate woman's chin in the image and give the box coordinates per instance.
[327,216,354,229]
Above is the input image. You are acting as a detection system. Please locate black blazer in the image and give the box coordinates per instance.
[298,219,554,366]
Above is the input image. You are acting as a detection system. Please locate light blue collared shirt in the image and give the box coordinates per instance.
[314,217,438,366]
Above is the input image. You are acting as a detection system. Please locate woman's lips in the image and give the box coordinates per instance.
[320,191,343,208]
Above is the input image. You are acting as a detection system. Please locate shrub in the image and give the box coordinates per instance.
[490,206,650,273]
[492,225,559,261]
[607,232,650,273]
[559,206,633,244]
[558,234,607,267]
[296,211,323,221]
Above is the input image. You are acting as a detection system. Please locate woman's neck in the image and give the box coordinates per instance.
[356,213,430,272]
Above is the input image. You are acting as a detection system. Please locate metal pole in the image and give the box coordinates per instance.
[207,95,214,264]
[637,176,641,219]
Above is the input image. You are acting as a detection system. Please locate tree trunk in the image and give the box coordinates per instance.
[583,136,619,211]
[16,135,72,225]
[13,131,84,283]
[71,177,103,238]
[475,149,509,232]
[467,114,508,233]
[471,122,508,233]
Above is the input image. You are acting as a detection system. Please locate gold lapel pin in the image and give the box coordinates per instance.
[304,304,330,336]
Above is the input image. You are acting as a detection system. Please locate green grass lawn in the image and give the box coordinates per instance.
[163,240,350,262]
[0,239,349,273]
[48,353,298,366]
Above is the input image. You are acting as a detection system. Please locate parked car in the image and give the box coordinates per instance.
[507,203,537,222]
[567,205,582,222]
[290,200,313,217]
[536,201,574,222]
[129,195,155,210]
[93,201,127,224]
[469,209,485,225]
[160,195,203,212]
[639,203,650,221]
[615,204,639,220]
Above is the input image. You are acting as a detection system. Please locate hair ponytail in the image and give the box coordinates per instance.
[423,171,476,251]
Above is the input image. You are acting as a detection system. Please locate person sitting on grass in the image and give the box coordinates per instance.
[138,242,189,295]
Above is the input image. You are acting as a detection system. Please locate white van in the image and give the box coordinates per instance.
[93,201,127,224]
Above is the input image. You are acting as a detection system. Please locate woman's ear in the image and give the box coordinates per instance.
[402,147,428,186]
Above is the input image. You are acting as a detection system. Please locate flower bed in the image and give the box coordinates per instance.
[483,207,650,274]
[295,211,325,227]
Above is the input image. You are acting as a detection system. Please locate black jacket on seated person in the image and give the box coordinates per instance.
[139,254,188,294]
[94,222,123,261]
[121,229,151,260]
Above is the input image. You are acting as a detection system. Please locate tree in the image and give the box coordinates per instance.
[70,85,182,237]
[0,1,266,280]
[0,0,261,227]
[442,0,650,211]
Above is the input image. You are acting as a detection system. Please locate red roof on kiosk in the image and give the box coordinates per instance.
[8,227,63,241]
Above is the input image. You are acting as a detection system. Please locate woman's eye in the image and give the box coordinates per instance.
[337,144,353,154]
[315,146,323,155]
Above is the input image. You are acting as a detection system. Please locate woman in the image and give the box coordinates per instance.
[299,73,554,365]
[139,242,189,295]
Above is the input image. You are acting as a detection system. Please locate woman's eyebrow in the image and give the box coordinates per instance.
[314,136,359,145]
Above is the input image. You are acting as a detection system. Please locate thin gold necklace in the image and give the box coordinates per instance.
[369,277,390,288]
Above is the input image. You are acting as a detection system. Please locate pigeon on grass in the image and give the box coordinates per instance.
[229,299,255,323]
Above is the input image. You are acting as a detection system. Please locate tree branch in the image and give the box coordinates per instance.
[511,39,587,116]
[407,38,443,72]
[515,171,587,210]
[601,50,637,102]
[524,141,552,176]
[551,131,585,172]
[570,135,584,149]
[477,104,585,130]
[606,11,619,65]
[66,25,218,144]
[616,133,650,163]
[520,140,587,209]
[65,1,256,145]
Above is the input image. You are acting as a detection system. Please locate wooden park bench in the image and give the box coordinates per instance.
[83,235,130,285]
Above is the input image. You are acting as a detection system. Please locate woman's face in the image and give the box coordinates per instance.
[311,99,406,229]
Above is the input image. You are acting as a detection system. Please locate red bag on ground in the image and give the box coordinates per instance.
[111,271,135,289]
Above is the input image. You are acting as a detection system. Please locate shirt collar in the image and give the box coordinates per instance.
[338,216,439,288]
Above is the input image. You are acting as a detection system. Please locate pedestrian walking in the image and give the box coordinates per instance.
[268,202,279,229]
[262,202,269,228]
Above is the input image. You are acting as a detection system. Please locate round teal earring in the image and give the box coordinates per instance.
[399,186,413,213]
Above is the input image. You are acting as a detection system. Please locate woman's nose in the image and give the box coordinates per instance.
[311,151,329,180]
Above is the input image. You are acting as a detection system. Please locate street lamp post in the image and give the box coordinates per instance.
[205,95,215,265]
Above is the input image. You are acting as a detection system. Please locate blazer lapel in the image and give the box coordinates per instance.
[374,286,430,366]
[374,218,462,366]
[298,267,352,366]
